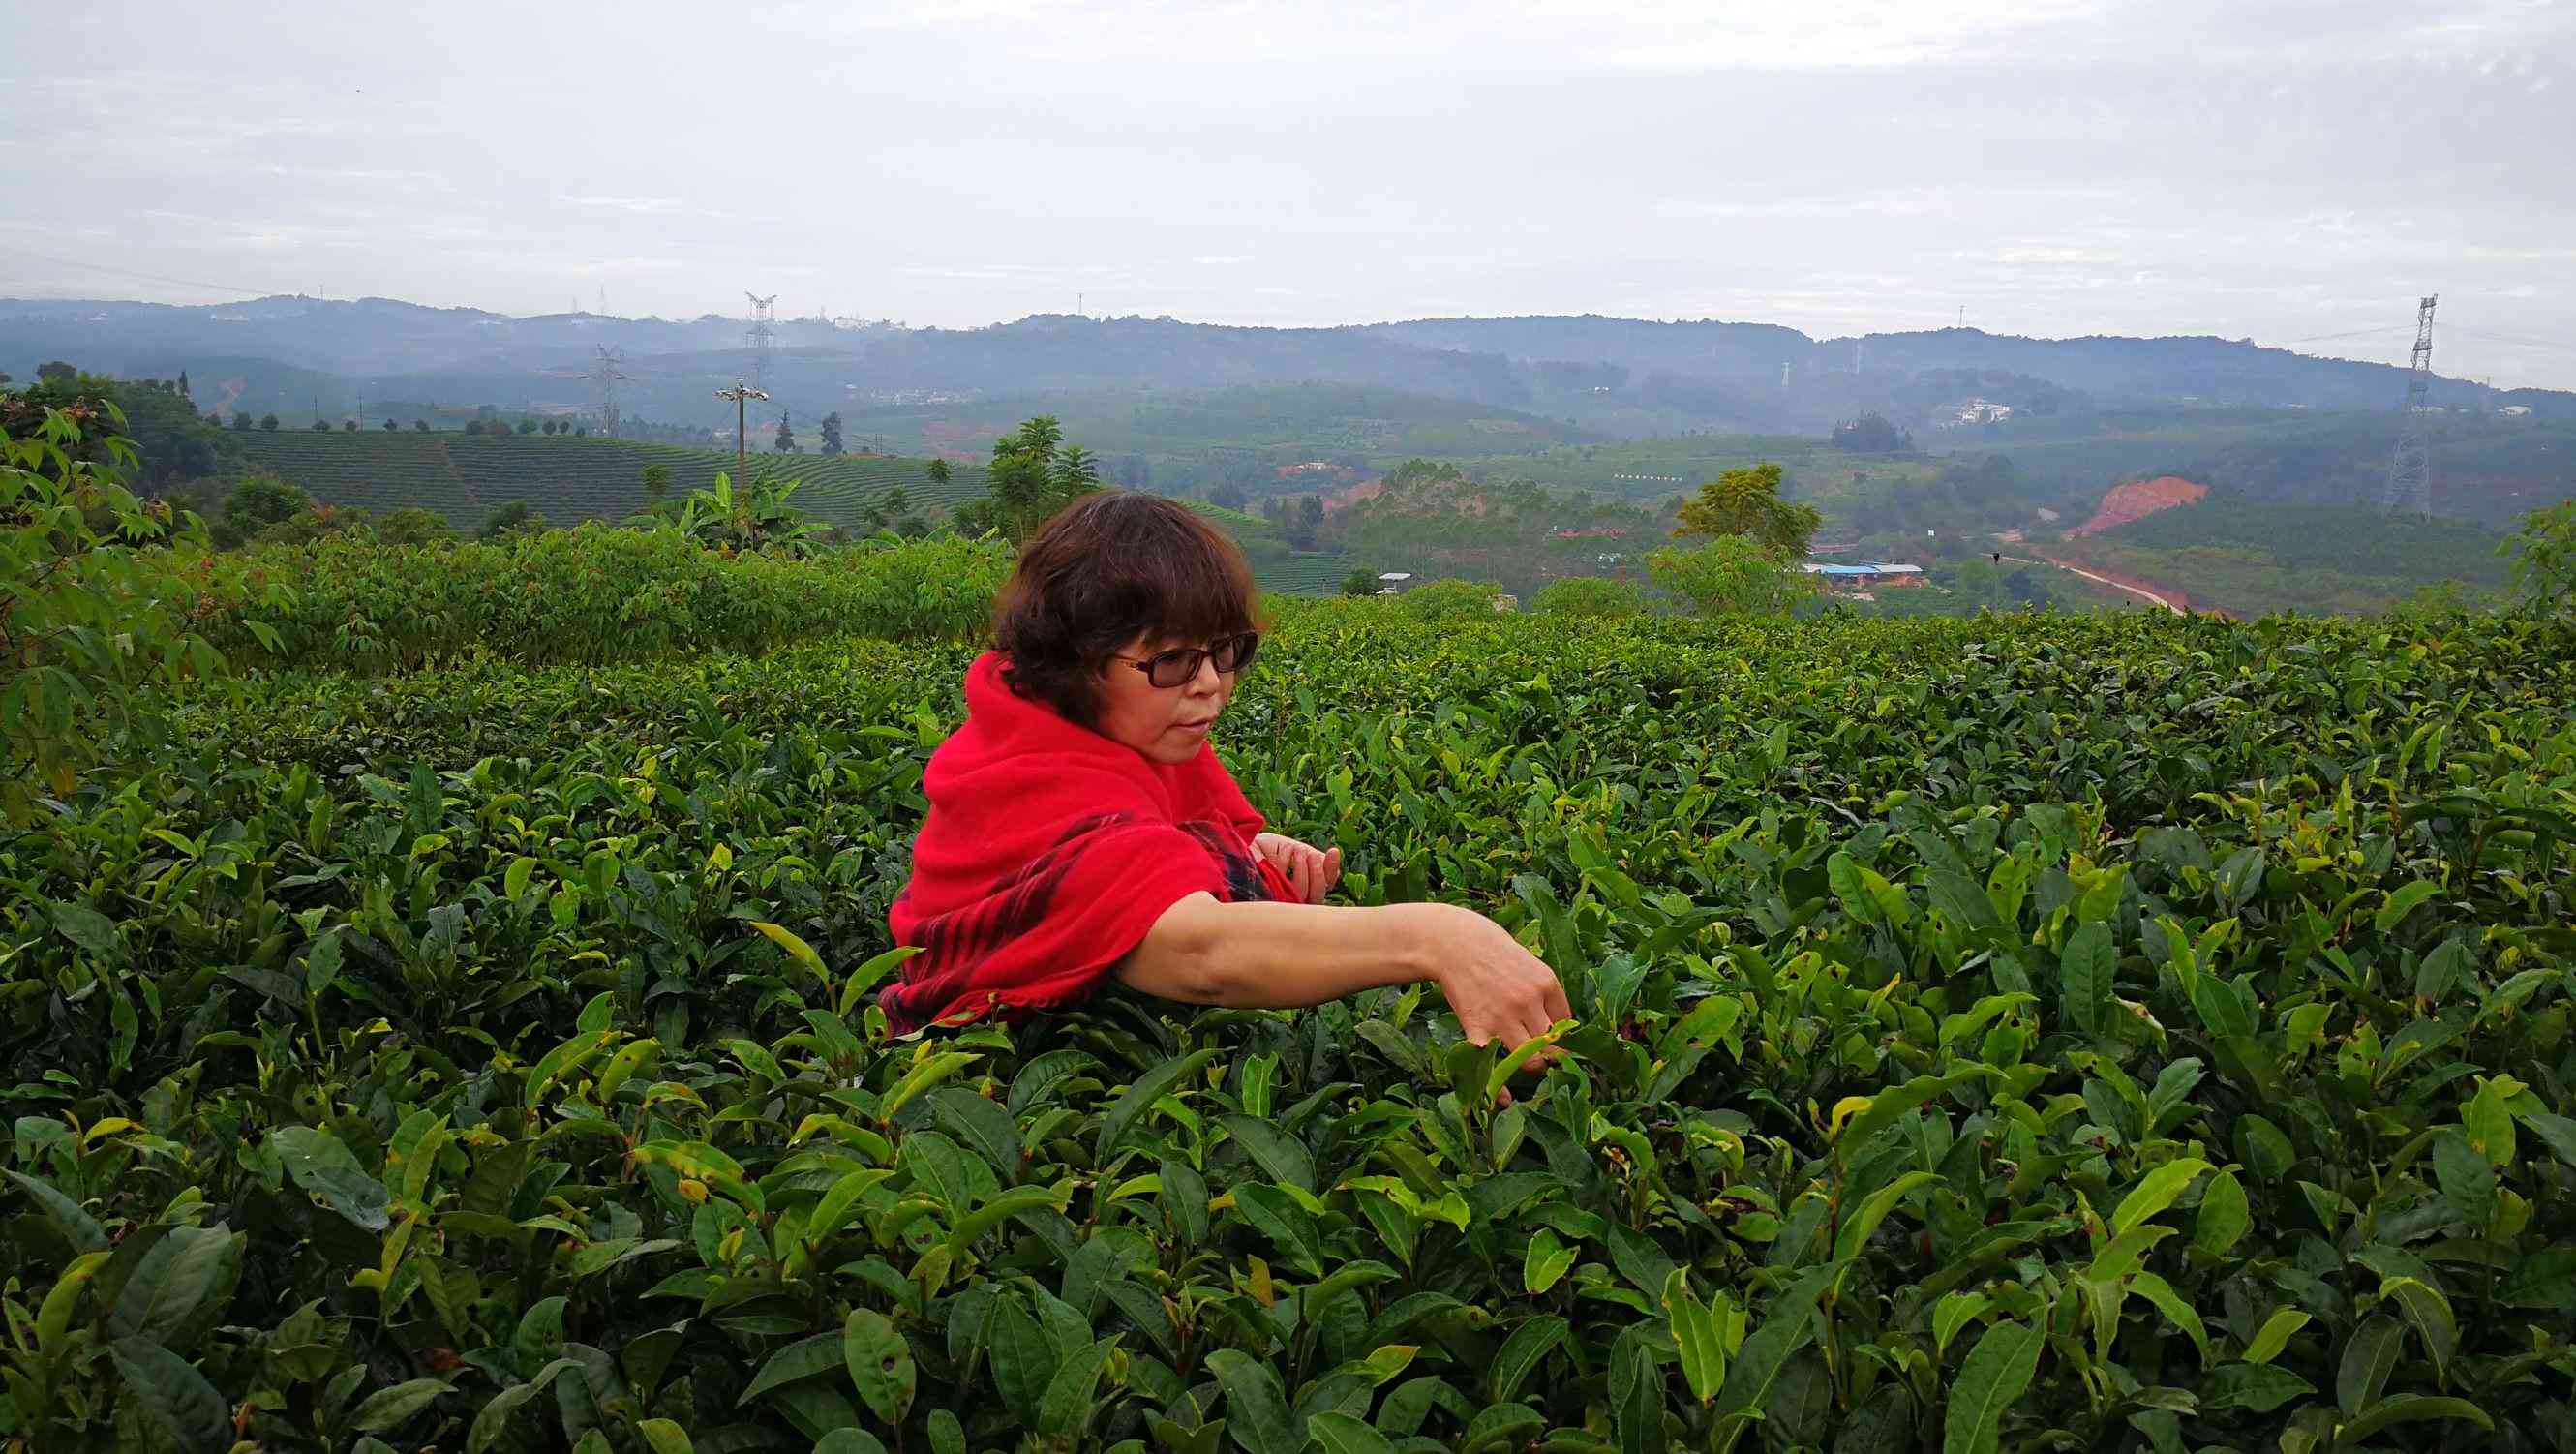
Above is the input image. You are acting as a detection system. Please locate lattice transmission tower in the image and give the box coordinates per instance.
[588,345,635,437]
[743,292,778,397]
[2381,294,2437,515]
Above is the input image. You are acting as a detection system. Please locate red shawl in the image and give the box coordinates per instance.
[881,651,1293,1034]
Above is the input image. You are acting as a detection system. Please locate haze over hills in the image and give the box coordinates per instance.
[7,294,2562,441]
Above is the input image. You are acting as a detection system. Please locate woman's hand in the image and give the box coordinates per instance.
[1252,833,1342,904]
[1417,903,1573,1057]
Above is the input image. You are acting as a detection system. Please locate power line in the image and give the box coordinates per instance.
[2281,324,2410,345]
[2445,324,2576,355]
[0,244,275,297]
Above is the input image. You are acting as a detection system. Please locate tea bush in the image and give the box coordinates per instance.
[201,528,1015,671]
[3,603,2573,1453]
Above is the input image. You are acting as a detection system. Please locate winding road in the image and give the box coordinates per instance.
[1997,553,2185,615]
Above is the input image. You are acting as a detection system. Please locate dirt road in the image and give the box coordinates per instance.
[1999,554,2185,614]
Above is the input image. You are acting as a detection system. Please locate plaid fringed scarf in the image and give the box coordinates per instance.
[880,651,1292,1034]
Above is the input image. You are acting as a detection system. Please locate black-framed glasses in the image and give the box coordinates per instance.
[1115,631,1260,688]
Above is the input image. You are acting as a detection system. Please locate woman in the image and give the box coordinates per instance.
[882,492,1568,1051]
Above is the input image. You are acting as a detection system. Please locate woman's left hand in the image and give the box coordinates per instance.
[1253,833,1342,904]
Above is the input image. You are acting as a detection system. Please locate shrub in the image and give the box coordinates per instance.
[1531,575,1646,618]
[1398,578,1505,621]
[203,526,1011,670]
[2505,498,2576,621]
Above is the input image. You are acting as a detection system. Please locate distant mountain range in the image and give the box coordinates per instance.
[6,294,2567,438]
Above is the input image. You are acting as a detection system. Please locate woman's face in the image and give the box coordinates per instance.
[1092,631,1236,765]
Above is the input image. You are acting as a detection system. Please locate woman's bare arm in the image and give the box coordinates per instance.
[1113,893,1571,1046]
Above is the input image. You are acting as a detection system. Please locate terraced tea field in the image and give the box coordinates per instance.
[233,432,989,534]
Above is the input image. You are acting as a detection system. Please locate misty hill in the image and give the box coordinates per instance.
[12,295,2566,443]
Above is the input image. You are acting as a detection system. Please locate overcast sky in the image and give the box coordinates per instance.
[6,0,2572,386]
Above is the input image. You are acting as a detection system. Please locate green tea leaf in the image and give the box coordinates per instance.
[843,1309,916,1426]
[2111,1158,2211,1237]
[108,1336,231,1454]
[1095,1047,1223,1163]
[2242,1308,2310,1365]
[1486,1314,1568,1405]
[1522,1228,1576,1294]
[2058,921,2115,1038]
[271,1126,391,1230]
[1219,1112,1318,1194]
[1942,1319,2045,1454]
[2333,1395,2492,1448]
[2375,880,2440,934]
[1205,1348,1301,1454]
[107,1224,243,1354]
[1307,1411,1397,1454]
[1664,1270,1726,1403]
[351,1378,455,1434]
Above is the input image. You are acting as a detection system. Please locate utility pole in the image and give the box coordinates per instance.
[2381,294,2437,515]
[715,378,769,482]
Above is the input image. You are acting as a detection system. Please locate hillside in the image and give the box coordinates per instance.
[232,432,985,535]
[15,295,2570,448]
[2054,492,2512,616]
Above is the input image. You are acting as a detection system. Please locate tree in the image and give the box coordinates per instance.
[952,415,1103,541]
[541,419,558,436]
[1673,462,1822,558]
[773,413,795,453]
[478,499,547,540]
[219,474,313,547]
[376,506,454,545]
[573,426,586,438]
[819,411,844,455]
[232,411,253,432]
[1288,494,1324,550]
[176,370,190,398]
[35,361,76,387]
[414,419,430,432]
[1832,411,1913,452]
[311,419,331,432]
[1209,481,1249,511]
[1647,534,1814,618]
[381,416,399,431]
[341,419,358,432]
[641,462,673,507]
[515,418,537,436]
[258,413,280,431]
[925,459,952,489]
[1341,567,1379,596]
[462,420,483,436]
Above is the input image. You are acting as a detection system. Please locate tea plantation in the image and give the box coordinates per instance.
[6,552,2576,1452]
[231,433,990,536]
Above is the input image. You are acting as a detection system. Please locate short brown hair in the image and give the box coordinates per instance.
[991,492,1261,726]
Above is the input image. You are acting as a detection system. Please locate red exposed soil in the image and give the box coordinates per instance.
[2069,475,2208,537]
